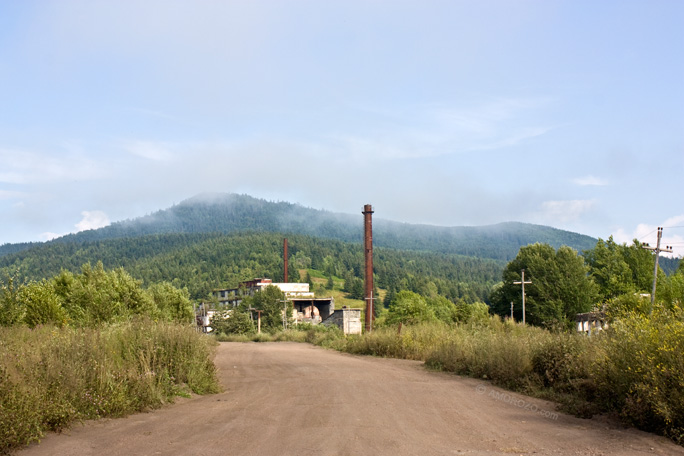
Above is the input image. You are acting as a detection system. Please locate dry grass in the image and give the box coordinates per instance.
[0,322,219,454]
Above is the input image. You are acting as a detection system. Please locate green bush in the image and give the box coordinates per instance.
[212,309,255,335]
[0,275,23,326]
[591,306,684,442]
[385,291,437,326]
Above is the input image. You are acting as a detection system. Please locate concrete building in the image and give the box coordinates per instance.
[214,278,314,307]
[323,307,362,335]
[201,277,361,335]
[290,297,335,324]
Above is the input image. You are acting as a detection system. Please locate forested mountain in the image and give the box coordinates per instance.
[1,193,598,262]
[1,193,679,304]
[0,232,503,303]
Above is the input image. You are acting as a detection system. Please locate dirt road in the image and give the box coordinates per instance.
[20,342,684,455]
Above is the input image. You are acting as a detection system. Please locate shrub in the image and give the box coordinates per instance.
[212,309,255,335]
[385,291,436,326]
[591,306,684,442]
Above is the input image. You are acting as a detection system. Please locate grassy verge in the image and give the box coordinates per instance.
[0,322,219,454]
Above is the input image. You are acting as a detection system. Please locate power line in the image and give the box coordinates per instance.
[638,228,659,242]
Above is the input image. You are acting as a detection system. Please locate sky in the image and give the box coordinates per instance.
[1,0,682,257]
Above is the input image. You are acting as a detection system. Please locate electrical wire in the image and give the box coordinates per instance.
[638,228,659,242]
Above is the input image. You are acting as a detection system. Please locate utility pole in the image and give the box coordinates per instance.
[513,269,532,324]
[280,299,289,329]
[642,227,673,312]
[249,308,263,333]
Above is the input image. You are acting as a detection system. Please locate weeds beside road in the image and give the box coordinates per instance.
[0,322,219,455]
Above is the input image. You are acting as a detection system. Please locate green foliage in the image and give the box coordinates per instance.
[454,300,490,324]
[591,306,684,442]
[20,280,67,328]
[0,322,219,454]
[0,263,197,328]
[212,308,255,335]
[0,274,24,326]
[584,236,652,300]
[658,269,684,309]
[604,292,651,319]
[385,291,437,326]
[146,282,194,323]
[0,232,505,304]
[426,295,458,323]
[490,243,598,328]
[242,285,289,334]
[62,262,154,326]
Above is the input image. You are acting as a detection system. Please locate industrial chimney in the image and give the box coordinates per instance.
[362,204,374,332]
[283,238,289,283]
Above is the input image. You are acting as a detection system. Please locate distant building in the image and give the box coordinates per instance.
[323,307,362,335]
[575,311,608,335]
[213,278,314,307]
[200,277,361,335]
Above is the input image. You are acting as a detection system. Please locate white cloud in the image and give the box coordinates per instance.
[334,97,555,161]
[664,215,684,227]
[75,211,110,232]
[470,126,554,151]
[124,141,175,162]
[40,232,63,241]
[572,175,609,186]
[540,199,596,223]
[0,148,105,185]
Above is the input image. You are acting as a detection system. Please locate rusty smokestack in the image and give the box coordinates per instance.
[283,238,289,283]
[362,204,374,332]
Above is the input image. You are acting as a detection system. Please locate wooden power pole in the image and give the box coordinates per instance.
[513,269,532,324]
[642,227,673,312]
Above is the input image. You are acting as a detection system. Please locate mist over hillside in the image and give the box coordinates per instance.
[1,193,680,300]
[1,193,599,262]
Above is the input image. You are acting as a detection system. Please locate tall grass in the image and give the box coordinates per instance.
[0,322,219,454]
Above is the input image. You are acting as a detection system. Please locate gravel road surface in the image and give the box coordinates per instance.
[20,342,684,455]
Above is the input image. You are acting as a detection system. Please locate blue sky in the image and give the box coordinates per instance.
[1,0,682,256]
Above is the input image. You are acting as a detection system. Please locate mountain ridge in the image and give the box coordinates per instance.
[0,193,598,262]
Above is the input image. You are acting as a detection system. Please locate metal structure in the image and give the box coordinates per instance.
[363,204,374,332]
[283,238,289,283]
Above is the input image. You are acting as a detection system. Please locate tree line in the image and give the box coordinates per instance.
[0,232,505,303]
[0,261,193,327]
[489,236,684,328]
